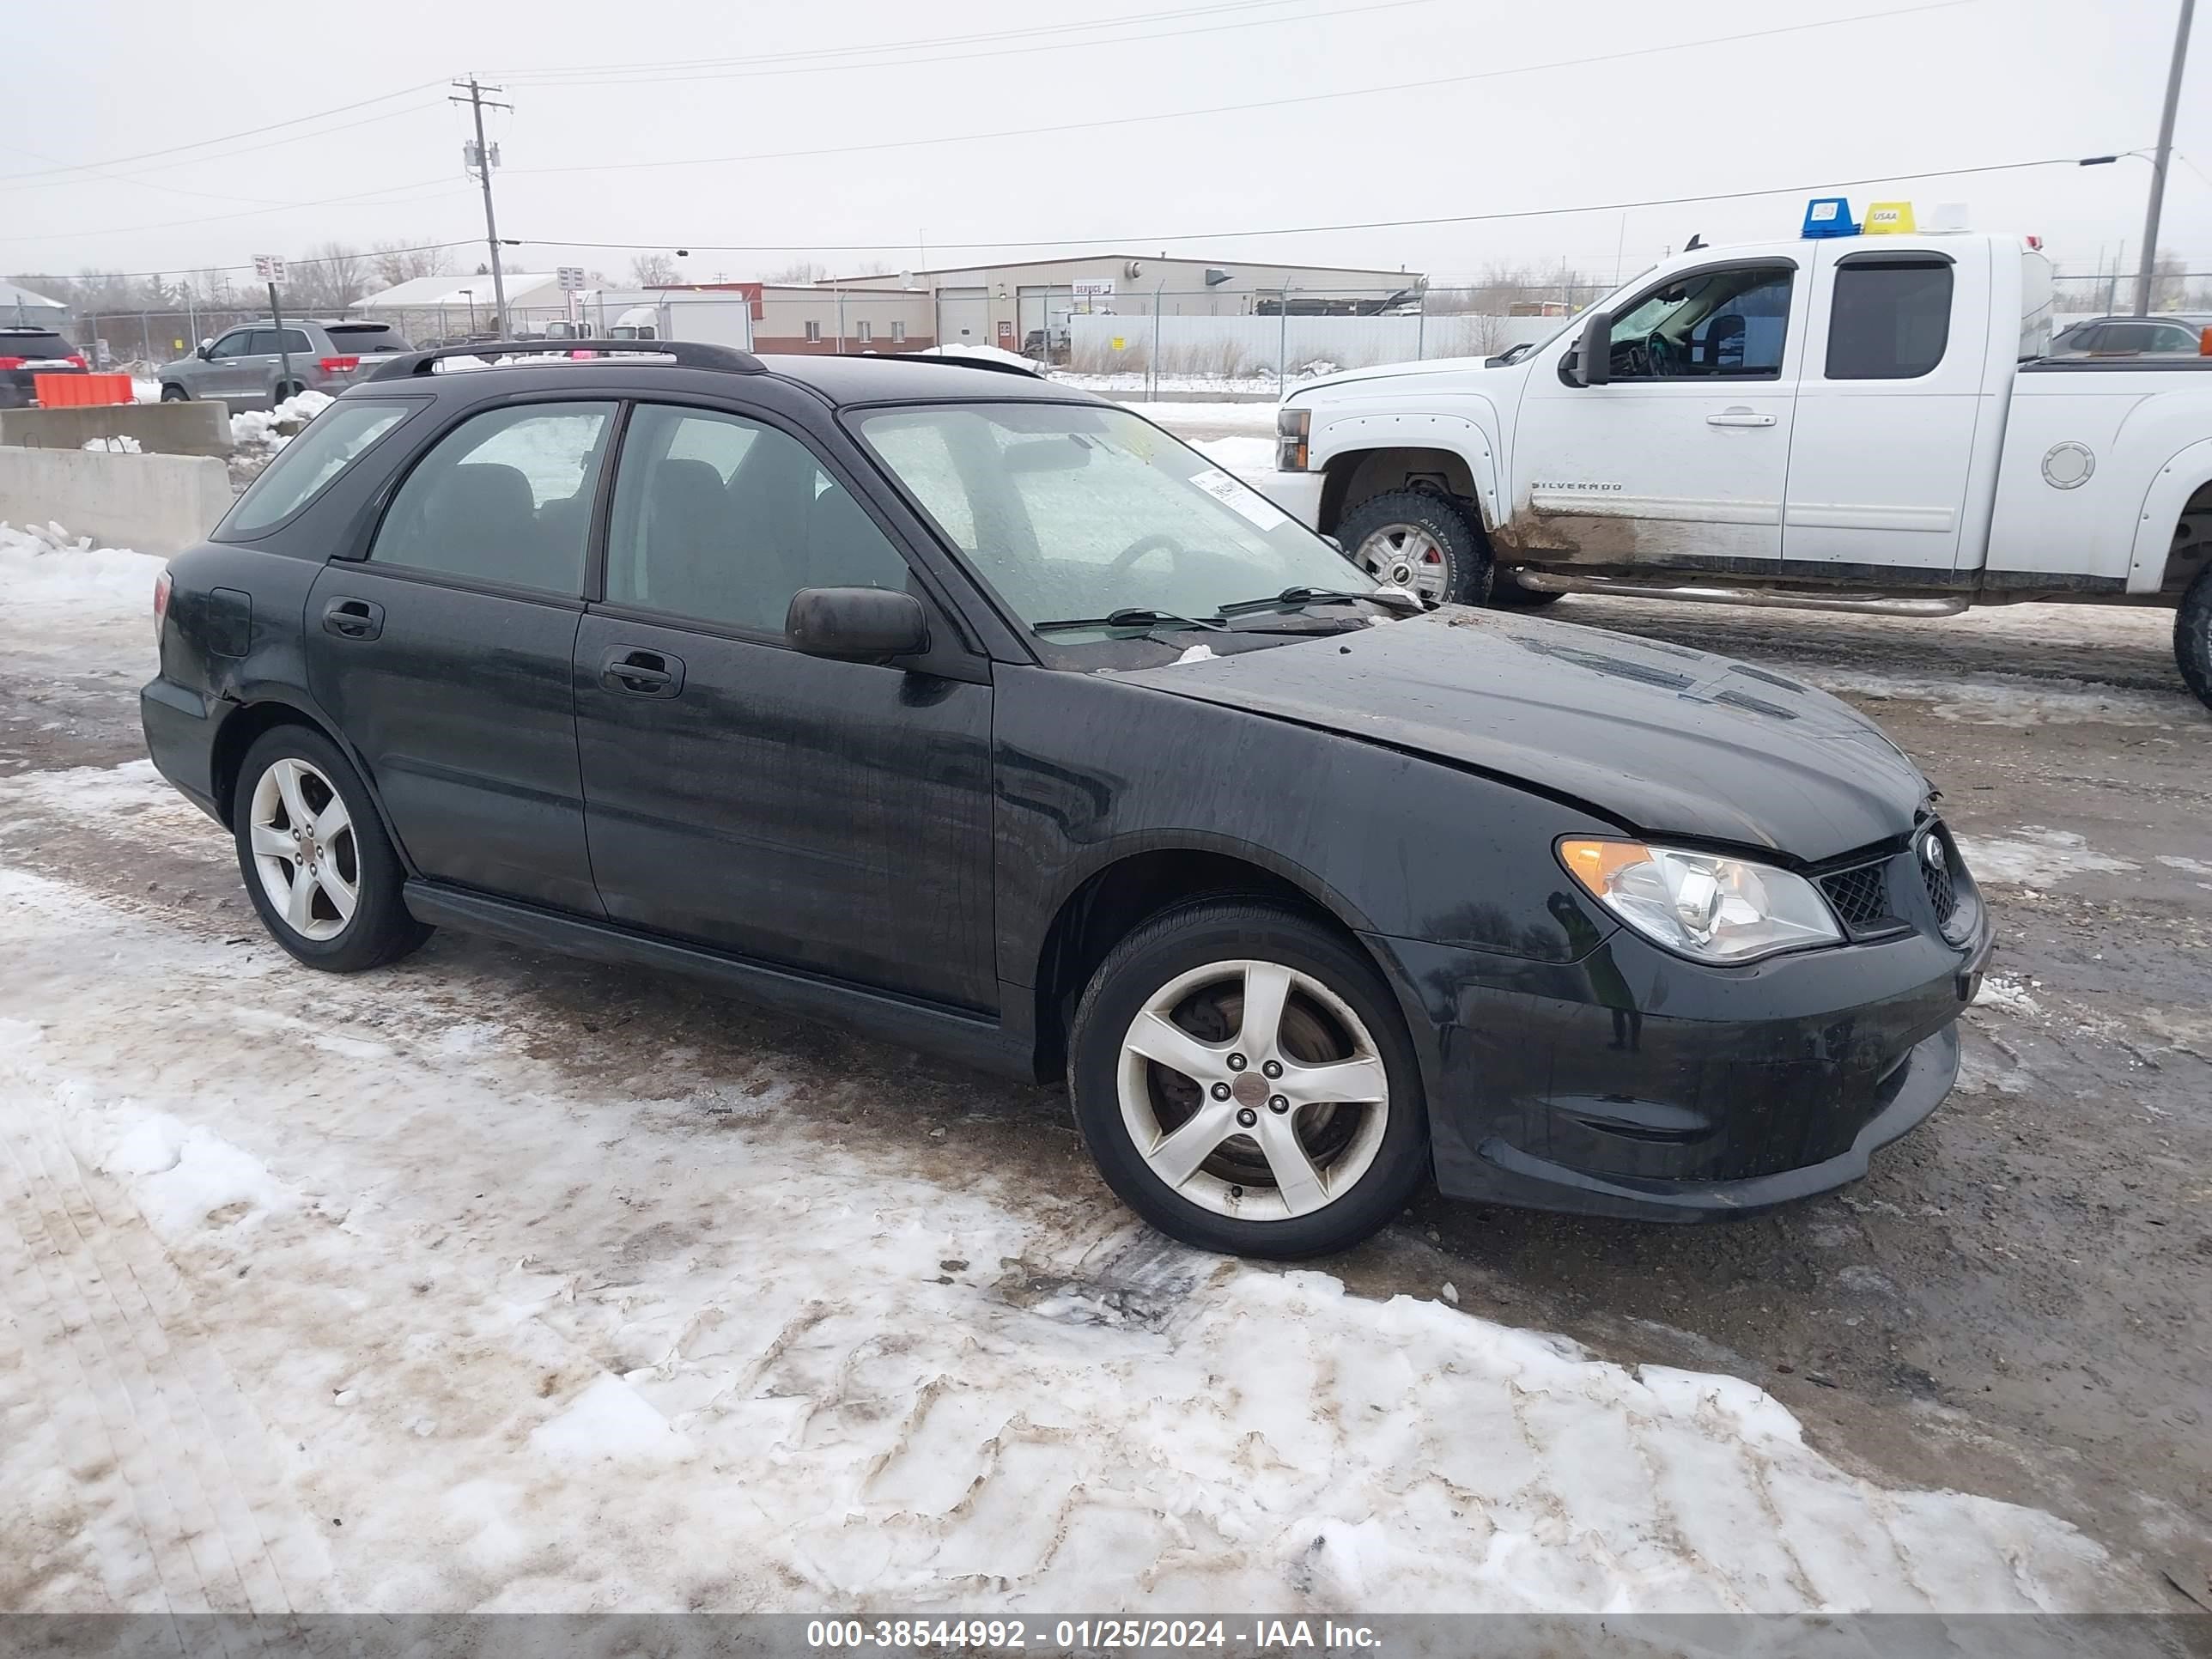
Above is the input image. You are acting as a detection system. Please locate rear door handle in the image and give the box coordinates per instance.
[1707,409,1778,428]
[600,647,685,698]
[321,597,384,640]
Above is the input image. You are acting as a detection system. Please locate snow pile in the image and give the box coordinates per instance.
[1955,827,2139,886]
[131,377,161,404]
[1190,434,1276,484]
[79,434,143,453]
[0,520,165,613]
[228,387,333,453]
[0,769,2157,1615]
[1118,401,1279,431]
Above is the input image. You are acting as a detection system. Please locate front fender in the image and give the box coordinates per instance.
[1313,406,1504,532]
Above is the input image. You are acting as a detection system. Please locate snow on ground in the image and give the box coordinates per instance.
[1954,828,2141,886]
[1120,402,1279,432]
[1189,435,1276,485]
[131,377,161,404]
[80,434,143,454]
[0,521,165,616]
[1059,370,1285,398]
[0,800,2148,1615]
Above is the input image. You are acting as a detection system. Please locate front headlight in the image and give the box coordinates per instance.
[1276,405,1310,471]
[1559,838,1841,963]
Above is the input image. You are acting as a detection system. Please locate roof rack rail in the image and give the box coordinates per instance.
[888,351,1041,378]
[366,338,765,382]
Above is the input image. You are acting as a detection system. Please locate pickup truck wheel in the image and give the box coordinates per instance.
[1337,489,1492,607]
[1067,900,1430,1260]
[2178,566,2212,712]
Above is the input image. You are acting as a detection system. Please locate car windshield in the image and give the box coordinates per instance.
[854,402,1376,638]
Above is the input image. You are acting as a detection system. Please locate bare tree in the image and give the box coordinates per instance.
[764,258,825,285]
[629,252,680,287]
[292,242,372,313]
[371,239,454,290]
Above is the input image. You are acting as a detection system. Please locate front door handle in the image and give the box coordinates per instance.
[321,597,384,641]
[1707,409,1778,428]
[600,647,685,698]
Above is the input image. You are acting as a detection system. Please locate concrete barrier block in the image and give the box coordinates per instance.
[0,448,234,555]
[0,400,232,458]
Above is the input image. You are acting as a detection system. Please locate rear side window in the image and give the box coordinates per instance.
[325,323,412,354]
[1826,258,1952,380]
[368,402,616,595]
[0,331,73,360]
[225,401,411,535]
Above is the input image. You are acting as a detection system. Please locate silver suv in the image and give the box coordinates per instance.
[156,319,414,410]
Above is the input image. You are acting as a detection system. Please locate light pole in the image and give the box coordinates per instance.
[461,289,477,337]
[2083,2,2197,314]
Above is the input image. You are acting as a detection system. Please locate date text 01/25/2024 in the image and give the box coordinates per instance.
[805,1618,1382,1650]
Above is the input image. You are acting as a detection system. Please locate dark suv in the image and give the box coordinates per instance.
[142,342,1991,1257]
[0,326,88,407]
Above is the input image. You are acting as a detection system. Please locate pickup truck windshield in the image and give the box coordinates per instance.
[857,403,1375,635]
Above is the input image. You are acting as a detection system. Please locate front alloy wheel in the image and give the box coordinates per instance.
[1352,523,1454,605]
[1118,959,1391,1222]
[1068,899,1429,1258]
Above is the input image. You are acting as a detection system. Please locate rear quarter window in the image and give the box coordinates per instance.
[222,400,414,537]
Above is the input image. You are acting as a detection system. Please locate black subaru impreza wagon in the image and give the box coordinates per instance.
[142,341,1990,1257]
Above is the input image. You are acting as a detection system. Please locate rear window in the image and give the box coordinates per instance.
[325,324,412,354]
[0,331,75,360]
[223,401,412,535]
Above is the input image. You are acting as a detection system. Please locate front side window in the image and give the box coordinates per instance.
[1826,258,1952,380]
[224,401,411,535]
[1606,265,1793,380]
[2094,320,2202,356]
[208,331,254,360]
[857,402,1373,637]
[368,401,615,594]
[604,404,909,634]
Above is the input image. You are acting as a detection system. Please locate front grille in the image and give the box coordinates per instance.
[1819,862,1893,933]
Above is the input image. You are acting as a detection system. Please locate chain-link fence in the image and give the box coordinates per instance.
[2051,271,2212,317]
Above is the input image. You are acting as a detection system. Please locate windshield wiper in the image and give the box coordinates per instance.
[1032,607,1228,634]
[1215,585,1422,618]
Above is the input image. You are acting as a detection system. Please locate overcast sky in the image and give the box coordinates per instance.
[5,0,2207,293]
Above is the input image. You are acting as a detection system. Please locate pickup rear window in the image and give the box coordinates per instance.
[1826,258,1952,380]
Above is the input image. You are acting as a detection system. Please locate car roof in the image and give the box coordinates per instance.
[750,351,1094,408]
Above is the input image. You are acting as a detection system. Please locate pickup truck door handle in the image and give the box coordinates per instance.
[1706,408,1778,428]
[600,647,685,698]
[320,597,384,641]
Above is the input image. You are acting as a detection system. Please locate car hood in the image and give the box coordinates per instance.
[1111,608,1931,862]
[1285,355,1528,399]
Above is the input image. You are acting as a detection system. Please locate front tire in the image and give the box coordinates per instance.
[1067,900,1430,1259]
[159,384,189,403]
[1336,489,1492,607]
[233,726,430,972]
[2179,565,2212,713]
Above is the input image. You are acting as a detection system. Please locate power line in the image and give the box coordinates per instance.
[0,178,471,245]
[0,80,448,186]
[6,240,482,285]
[0,100,451,197]
[497,0,1326,81]
[502,0,1434,88]
[503,1,1974,179]
[513,152,2106,258]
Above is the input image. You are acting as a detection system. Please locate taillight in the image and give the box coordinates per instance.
[318,356,360,374]
[0,356,23,370]
[67,355,86,368]
[154,568,172,648]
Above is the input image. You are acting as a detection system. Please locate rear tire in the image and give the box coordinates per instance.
[159,384,188,403]
[1337,489,1492,607]
[232,726,430,973]
[1067,900,1430,1259]
[2178,565,2212,713]
[273,380,305,405]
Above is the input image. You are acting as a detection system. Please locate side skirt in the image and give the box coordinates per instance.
[403,881,1036,1082]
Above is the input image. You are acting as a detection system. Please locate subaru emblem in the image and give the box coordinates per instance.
[1923,836,1947,872]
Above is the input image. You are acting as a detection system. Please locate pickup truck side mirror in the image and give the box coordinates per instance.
[786,586,929,662]
[1569,310,1613,386]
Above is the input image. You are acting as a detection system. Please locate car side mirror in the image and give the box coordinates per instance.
[198,339,214,357]
[787,586,929,662]
[1569,310,1612,386]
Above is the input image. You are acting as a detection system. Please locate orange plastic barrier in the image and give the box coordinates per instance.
[33,372,132,407]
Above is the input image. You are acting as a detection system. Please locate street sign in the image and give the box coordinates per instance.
[252,254,288,283]
[557,266,586,292]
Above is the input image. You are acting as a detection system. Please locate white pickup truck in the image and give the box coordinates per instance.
[1265,228,2212,710]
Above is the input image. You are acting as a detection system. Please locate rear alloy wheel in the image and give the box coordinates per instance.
[233,726,430,972]
[2178,563,2212,713]
[1069,901,1429,1257]
[1335,489,1492,607]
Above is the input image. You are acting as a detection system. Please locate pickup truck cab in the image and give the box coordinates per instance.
[1267,227,2212,709]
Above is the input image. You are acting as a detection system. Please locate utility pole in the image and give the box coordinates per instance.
[453,76,513,337]
[2135,0,2196,315]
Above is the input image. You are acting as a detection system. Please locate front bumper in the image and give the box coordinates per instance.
[1374,902,1994,1223]
[1257,467,1324,531]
